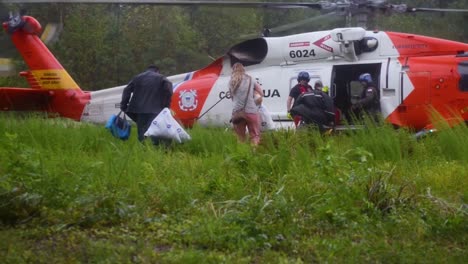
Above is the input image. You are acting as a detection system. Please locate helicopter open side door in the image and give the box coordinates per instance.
[331,63,381,124]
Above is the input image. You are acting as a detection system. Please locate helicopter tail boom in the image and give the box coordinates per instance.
[0,15,90,121]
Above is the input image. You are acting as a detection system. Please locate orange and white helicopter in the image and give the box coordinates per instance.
[1,0,468,132]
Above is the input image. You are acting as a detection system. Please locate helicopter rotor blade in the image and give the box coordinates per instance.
[0,0,322,9]
[404,7,468,13]
[240,11,340,39]
[267,11,338,33]
[4,1,468,13]
[5,0,468,11]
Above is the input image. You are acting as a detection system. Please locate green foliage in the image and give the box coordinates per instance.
[0,59,28,87]
[364,167,417,216]
[190,7,261,57]
[0,115,467,262]
[0,132,43,225]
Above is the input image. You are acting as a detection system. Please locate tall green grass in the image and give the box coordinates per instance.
[0,114,466,263]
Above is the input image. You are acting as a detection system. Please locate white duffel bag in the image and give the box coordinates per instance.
[259,105,275,132]
[144,108,191,143]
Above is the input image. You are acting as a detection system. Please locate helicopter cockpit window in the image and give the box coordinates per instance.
[354,37,379,55]
[228,38,268,67]
[458,61,468,92]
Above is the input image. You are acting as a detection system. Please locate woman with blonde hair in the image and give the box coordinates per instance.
[229,62,264,145]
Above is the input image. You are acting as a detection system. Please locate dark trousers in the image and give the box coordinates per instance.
[127,112,158,142]
[128,112,170,145]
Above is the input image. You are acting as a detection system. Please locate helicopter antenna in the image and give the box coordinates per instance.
[262,27,271,37]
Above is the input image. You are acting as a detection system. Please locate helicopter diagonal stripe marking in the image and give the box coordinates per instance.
[184,72,194,81]
[173,82,183,91]
[313,35,333,53]
[173,72,195,91]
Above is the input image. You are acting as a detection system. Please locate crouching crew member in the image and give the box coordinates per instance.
[290,80,335,133]
[287,71,313,127]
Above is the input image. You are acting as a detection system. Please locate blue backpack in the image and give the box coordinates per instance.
[105,111,131,140]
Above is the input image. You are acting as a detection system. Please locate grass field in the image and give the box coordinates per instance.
[0,115,467,263]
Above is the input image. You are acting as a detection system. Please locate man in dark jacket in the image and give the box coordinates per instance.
[290,81,335,133]
[120,65,173,142]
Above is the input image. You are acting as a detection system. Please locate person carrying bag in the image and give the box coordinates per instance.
[229,63,263,145]
[231,77,251,125]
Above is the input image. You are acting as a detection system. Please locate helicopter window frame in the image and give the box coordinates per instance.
[458,62,468,92]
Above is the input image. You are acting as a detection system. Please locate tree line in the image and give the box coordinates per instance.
[1,0,467,90]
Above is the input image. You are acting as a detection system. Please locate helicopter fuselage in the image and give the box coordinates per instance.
[2,16,468,131]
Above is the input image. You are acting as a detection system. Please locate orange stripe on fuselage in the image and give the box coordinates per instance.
[387,32,468,57]
[171,58,224,127]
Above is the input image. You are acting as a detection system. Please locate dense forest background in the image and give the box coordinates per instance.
[1,0,468,90]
